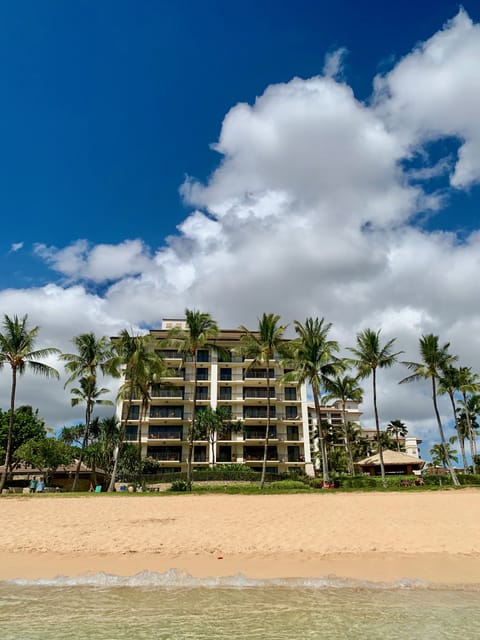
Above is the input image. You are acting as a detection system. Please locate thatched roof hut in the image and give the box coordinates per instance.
[355,449,426,476]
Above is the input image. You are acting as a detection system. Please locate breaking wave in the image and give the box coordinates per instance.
[4,569,479,590]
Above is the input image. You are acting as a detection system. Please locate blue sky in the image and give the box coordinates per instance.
[1,1,480,452]
[1,1,479,288]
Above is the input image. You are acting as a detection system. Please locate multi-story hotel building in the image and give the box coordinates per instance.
[119,319,315,477]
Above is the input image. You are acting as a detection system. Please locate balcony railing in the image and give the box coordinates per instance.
[148,431,183,440]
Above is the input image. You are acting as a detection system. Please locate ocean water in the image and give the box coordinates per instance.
[1,571,480,640]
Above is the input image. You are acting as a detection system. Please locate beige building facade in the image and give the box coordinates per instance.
[119,319,315,477]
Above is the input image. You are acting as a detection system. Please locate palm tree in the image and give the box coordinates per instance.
[348,329,402,485]
[166,310,220,489]
[240,313,289,489]
[0,314,60,491]
[194,405,239,466]
[323,374,363,475]
[285,317,342,487]
[430,436,459,469]
[437,366,468,471]
[386,419,408,453]
[108,330,167,491]
[400,334,460,486]
[61,333,118,491]
[69,377,114,490]
[456,367,480,474]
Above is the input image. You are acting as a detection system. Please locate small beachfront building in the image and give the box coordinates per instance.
[355,450,426,476]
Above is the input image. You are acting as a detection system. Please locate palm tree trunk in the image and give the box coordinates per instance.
[433,378,460,485]
[342,399,355,475]
[372,368,386,486]
[108,382,134,492]
[313,381,329,486]
[0,367,17,492]
[396,433,400,453]
[448,391,467,472]
[260,359,271,490]
[72,399,92,491]
[463,391,477,474]
[187,351,197,490]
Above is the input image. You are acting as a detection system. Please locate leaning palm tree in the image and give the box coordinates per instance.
[348,329,402,485]
[61,333,118,490]
[0,314,60,491]
[323,374,363,475]
[285,317,342,487]
[166,310,220,489]
[69,377,114,490]
[240,313,289,489]
[386,419,408,453]
[108,330,167,491]
[400,334,460,486]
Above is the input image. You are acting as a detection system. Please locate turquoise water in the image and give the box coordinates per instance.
[1,572,480,639]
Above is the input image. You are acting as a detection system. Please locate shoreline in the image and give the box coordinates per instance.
[2,551,480,585]
[1,491,479,584]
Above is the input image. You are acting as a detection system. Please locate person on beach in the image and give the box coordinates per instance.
[29,477,38,493]
[36,478,45,493]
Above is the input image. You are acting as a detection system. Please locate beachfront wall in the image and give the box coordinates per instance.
[116,319,315,477]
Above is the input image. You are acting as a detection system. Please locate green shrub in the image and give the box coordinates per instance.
[169,479,189,492]
[268,480,309,490]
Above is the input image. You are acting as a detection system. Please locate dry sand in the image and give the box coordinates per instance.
[1,490,480,584]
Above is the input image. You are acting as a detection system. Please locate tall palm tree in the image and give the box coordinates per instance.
[437,366,468,472]
[61,333,118,491]
[400,334,460,486]
[69,377,114,490]
[456,367,480,474]
[348,328,402,485]
[108,330,167,491]
[240,313,289,489]
[285,317,342,487]
[166,310,220,489]
[0,314,59,491]
[386,419,408,453]
[323,374,363,475]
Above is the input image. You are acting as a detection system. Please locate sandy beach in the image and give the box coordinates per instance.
[1,490,480,584]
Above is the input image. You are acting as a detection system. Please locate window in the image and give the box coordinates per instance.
[151,384,183,398]
[148,426,183,440]
[149,406,184,419]
[285,406,299,419]
[220,368,232,381]
[127,405,139,420]
[243,407,276,419]
[219,386,232,400]
[196,387,209,400]
[125,426,138,441]
[244,368,274,379]
[155,349,180,359]
[243,387,275,399]
[284,388,297,401]
[196,349,210,363]
[287,425,299,441]
[197,368,209,381]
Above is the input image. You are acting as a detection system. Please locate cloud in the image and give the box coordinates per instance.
[323,47,348,79]
[9,242,24,253]
[34,239,153,283]
[3,9,480,460]
[373,9,480,188]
